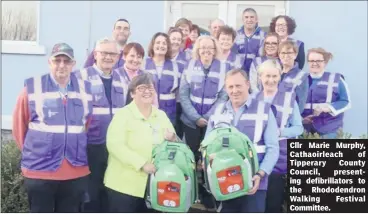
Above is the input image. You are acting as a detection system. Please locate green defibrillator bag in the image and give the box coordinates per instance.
[145,140,198,213]
[200,122,259,201]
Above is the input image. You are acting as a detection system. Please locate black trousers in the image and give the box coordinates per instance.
[175,103,184,139]
[182,123,207,163]
[265,173,287,213]
[182,123,216,208]
[24,176,88,213]
[107,187,156,213]
[83,143,109,213]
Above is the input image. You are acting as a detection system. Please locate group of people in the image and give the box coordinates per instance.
[12,7,351,213]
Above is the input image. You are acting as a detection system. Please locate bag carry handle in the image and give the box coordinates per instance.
[222,137,230,148]
[168,151,177,160]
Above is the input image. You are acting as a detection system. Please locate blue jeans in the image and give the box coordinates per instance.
[219,190,267,213]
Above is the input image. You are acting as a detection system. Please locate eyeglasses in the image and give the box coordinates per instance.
[199,47,215,52]
[136,85,155,92]
[265,42,278,46]
[96,51,119,57]
[276,24,287,28]
[52,59,74,65]
[279,51,295,56]
[308,60,325,64]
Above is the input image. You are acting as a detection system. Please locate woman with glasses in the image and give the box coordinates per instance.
[216,25,245,70]
[143,32,181,127]
[179,35,230,209]
[104,73,178,212]
[269,15,305,70]
[302,48,351,139]
[278,40,309,113]
[249,32,281,94]
[252,60,303,213]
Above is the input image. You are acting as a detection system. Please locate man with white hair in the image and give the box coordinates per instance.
[75,38,127,212]
[209,18,225,38]
[84,18,131,68]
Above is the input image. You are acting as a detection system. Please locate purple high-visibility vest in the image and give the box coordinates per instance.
[211,98,271,190]
[234,26,266,72]
[74,66,127,144]
[116,66,145,104]
[279,63,308,93]
[172,51,190,68]
[144,58,180,122]
[22,73,93,171]
[226,52,245,70]
[185,59,229,115]
[302,72,344,134]
[255,90,296,174]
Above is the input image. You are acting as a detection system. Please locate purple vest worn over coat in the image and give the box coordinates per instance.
[22,73,93,171]
[234,26,266,72]
[144,58,180,123]
[255,90,296,174]
[185,59,229,115]
[212,98,271,190]
[279,63,308,93]
[302,72,344,134]
[172,51,190,68]
[74,66,127,144]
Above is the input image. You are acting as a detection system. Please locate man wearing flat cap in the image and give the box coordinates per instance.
[12,43,93,212]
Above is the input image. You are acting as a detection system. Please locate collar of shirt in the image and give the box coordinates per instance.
[49,73,70,96]
[93,64,112,79]
[128,100,159,120]
[225,97,253,114]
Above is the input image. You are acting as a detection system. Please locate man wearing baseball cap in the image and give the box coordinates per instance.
[12,43,93,212]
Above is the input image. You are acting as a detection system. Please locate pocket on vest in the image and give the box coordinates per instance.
[25,132,54,159]
[76,134,88,162]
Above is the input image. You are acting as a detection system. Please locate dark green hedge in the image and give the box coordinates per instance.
[1,142,29,213]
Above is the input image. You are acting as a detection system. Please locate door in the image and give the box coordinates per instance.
[168,1,228,35]
[227,1,287,32]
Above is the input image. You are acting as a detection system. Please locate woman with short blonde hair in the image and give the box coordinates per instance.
[254,59,303,213]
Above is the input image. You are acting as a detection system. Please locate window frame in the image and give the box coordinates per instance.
[1,1,46,55]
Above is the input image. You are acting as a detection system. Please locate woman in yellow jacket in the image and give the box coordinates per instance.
[104,73,178,213]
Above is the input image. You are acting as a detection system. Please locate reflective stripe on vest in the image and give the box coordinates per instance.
[239,101,268,145]
[28,76,92,133]
[273,91,294,128]
[187,60,226,106]
[304,73,338,110]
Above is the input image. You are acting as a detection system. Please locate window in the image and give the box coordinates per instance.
[1,1,45,55]
[168,1,228,35]
[181,3,219,35]
[168,1,287,34]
